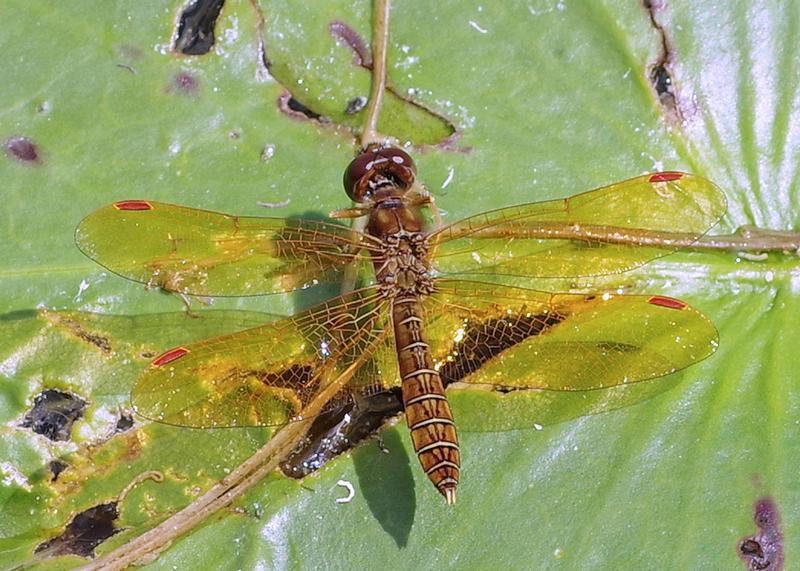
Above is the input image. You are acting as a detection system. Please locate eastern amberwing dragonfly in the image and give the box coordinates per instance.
[76,147,726,504]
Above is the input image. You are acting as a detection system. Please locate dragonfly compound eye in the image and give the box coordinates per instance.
[343,146,417,202]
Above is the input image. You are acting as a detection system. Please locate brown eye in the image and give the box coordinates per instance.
[343,146,417,202]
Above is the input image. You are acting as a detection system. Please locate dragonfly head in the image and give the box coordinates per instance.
[344,145,416,203]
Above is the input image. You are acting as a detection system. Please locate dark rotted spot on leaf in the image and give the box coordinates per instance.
[5,136,40,164]
[35,502,120,559]
[281,388,403,478]
[643,0,681,121]
[329,21,372,68]
[116,413,134,432]
[173,71,199,93]
[738,497,783,570]
[651,64,672,96]
[49,459,69,482]
[345,96,368,115]
[22,390,87,442]
[278,92,326,122]
[175,0,225,55]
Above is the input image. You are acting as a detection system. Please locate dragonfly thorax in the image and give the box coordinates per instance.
[374,230,433,297]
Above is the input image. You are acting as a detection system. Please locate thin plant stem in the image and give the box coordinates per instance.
[360,0,391,148]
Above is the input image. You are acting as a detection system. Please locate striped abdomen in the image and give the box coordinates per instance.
[392,295,460,504]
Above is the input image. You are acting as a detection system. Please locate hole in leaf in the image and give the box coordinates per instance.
[278,92,326,122]
[651,64,672,97]
[115,413,134,432]
[49,459,69,482]
[174,0,226,55]
[22,390,87,442]
[35,502,120,559]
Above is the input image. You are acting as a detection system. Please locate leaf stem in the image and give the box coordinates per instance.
[452,223,800,253]
[360,0,391,148]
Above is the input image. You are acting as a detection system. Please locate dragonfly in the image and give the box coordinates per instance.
[76,147,726,504]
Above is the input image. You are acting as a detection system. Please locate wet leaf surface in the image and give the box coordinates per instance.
[2,1,800,569]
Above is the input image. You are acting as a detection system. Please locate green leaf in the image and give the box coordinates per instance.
[1,0,796,569]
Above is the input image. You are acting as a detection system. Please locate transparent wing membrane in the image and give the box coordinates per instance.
[429,172,727,278]
[76,201,378,296]
[132,287,390,428]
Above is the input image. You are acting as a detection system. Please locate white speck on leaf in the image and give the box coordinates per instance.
[468,20,488,33]
[441,166,455,189]
[73,279,90,301]
[335,479,355,504]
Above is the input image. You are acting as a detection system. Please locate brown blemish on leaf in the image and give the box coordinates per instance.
[5,136,41,164]
[23,390,87,442]
[329,20,372,68]
[35,502,121,559]
[42,310,113,354]
[174,0,226,55]
[642,1,682,123]
[738,497,784,570]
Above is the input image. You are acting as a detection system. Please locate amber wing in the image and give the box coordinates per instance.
[429,172,727,278]
[132,287,391,428]
[425,279,717,390]
[75,201,380,297]
[335,279,716,428]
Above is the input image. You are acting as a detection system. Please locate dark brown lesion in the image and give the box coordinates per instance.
[439,310,568,387]
[22,390,87,442]
[41,311,112,354]
[35,502,121,559]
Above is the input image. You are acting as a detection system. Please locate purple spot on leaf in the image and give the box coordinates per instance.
[738,497,783,570]
[173,72,199,93]
[5,136,40,164]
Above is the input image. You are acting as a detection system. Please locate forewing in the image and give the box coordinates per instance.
[76,201,378,296]
[429,172,727,278]
[132,287,390,428]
